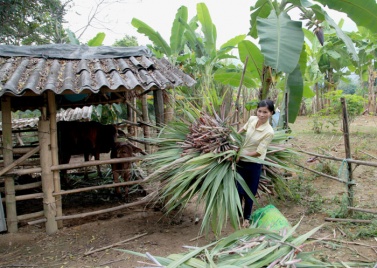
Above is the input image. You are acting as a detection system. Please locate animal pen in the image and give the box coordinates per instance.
[0,44,195,234]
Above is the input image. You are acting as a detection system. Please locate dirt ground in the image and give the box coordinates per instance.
[1,115,377,267]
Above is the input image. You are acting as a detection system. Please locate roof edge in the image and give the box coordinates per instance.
[0,44,153,60]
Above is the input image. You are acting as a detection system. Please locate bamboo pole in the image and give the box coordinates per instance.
[28,194,154,225]
[347,207,377,215]
[0,146,39,155]
[38,118,58,234]
[341,97,354,211]
[1,192,43,203]
[126,92,135,136]
[53,179,144,196]
[15,192,43,201]
[17,211,44,221]
[297,150,377,168]
[125,100,143,117]
[55,195,153,220]
[153,89,164,127]
[141,94,151,154]
[48,91,62,228]
[84,232,148,256]
[8,156,142,176]
[8,167,42,176]
[294,163,355,185]
[0,181,42,192]
[2,96,17,232]
[0,146,39,176]
[133,97,138,138]
[0,159,40,167]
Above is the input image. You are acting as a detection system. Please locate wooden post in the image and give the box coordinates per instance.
[235,57,248,131]
[48,92,62,228]
[341,97,354,212]
[153,89,164,127]
[126,92,134,136]
[284,92,289,130]
[141,94,151,154]
[38,117,58,234]
[1,96,17,232]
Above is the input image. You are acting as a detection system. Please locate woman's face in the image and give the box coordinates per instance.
[256,106,273,124]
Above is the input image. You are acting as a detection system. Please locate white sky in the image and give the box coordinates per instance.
[64,0,356,47]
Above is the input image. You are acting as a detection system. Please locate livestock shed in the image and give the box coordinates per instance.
[0,44,196,234]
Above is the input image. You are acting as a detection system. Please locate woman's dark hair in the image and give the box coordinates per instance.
[257,99,275,114]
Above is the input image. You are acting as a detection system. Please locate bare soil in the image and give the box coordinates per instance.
[1,116,377,267]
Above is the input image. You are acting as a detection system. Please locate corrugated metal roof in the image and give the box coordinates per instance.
[0,45,196,111]
[0,106,94,130]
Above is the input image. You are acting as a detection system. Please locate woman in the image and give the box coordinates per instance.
[236,99,275,228]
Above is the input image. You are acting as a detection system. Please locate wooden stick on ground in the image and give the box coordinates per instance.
[311,237,377,248]
[84,232,148,256]
[347,207,377,215]
[324,218,372,224]
[189,235,205,242]
[294,163,354,185]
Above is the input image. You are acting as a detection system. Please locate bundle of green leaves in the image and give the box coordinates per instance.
[143,106,296,235]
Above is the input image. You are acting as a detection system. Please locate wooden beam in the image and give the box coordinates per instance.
[2,96,17,233]
[298,150,377,168]
[8,156,143,176]
[341,97,354,211]
[48,91,62,228]
[0,146,39,176]
[153,89,164,126]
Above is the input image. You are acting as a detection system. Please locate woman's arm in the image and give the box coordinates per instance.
[238,128,245,134]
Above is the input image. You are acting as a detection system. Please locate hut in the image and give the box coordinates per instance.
[0,44,195,234]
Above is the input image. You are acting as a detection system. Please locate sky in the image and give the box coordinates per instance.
[64,0,357,47]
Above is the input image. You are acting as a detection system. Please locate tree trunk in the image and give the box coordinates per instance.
[259,66,272,100]
[163,90,174,124]
[367,63,376,115]
[315,83,320,113]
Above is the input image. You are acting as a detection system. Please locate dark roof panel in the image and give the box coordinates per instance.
[0,44,196,111]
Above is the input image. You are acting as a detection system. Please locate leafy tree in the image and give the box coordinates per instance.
[324,90,366,121]
[349,27,377,114]
[113,35,139,47]
[239,0,377,128]
[132,4,246,120]
[0,0,72,45]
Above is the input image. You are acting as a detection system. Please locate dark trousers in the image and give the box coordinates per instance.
[236,161,262,220]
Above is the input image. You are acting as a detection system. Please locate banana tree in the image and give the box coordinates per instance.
[350,27,377,115]
[239,0,377,127]
[132,3,247,115]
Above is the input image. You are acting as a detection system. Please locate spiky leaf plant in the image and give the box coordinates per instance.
[144,103,296,235]
[119,221,373,267]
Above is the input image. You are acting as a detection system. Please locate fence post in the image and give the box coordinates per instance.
[1,96,17,232]
[38,118,58,234]
[340,97,354,213]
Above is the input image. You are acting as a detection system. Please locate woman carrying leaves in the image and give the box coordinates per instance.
[236,99,275,228]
